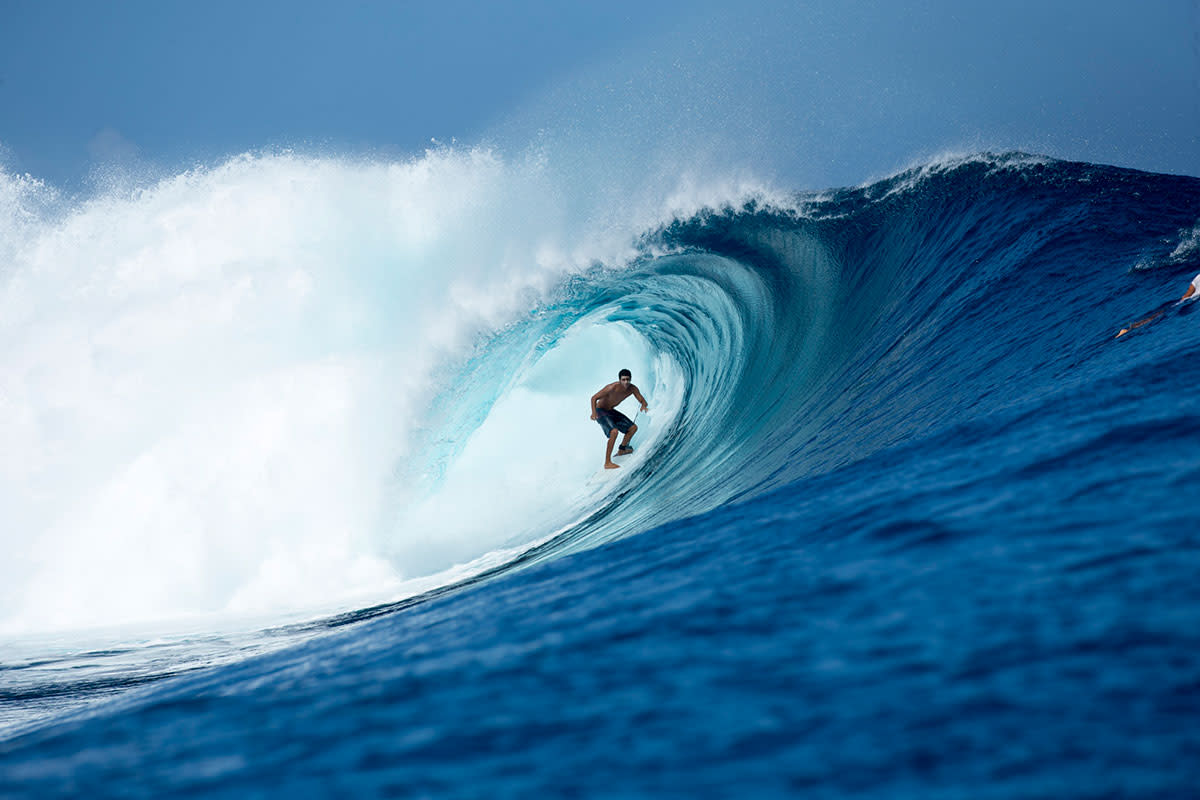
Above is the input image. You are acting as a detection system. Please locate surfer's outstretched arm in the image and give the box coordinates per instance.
[1118,274,1200,337]
[1116,299,1175,338]
[1117,312,1164,338]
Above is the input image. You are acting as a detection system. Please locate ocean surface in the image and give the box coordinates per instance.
[2,151,1199,797]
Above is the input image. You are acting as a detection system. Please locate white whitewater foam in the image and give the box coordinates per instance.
[0,147,755,635]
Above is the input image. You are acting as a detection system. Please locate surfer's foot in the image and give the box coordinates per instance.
[617,446,634,456]
[605,461,620,470]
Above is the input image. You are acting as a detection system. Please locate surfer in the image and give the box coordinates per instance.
[1116,272,1200,338]
[590,369,649,469]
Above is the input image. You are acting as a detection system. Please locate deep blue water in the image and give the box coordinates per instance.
[3,154,1200,797]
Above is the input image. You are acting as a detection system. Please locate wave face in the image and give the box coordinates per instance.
[2,152,1200,796]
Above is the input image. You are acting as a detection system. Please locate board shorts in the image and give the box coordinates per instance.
[595,408,634,437]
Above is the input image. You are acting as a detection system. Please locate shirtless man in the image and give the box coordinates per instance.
[1116,272,1200,338]
[590,369,649,469]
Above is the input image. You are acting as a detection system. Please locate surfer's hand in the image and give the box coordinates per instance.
[641,404,649,412]
[590,411,597,420]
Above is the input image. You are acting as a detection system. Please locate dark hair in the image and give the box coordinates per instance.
[618,369,632,379]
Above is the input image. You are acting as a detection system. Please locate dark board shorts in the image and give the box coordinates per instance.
[595,408,634,437]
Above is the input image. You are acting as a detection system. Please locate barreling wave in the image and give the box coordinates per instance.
[376,152,1200,604]
[2,150,1198,635]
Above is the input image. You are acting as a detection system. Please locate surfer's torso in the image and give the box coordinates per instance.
[593,381,639,410]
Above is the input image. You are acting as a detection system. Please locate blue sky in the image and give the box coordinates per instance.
[2,0,1198,190]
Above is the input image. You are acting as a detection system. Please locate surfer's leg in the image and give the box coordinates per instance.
[605,429,620,469]
[618,423,637,454]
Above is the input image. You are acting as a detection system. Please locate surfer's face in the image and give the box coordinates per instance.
[620,377,631,385]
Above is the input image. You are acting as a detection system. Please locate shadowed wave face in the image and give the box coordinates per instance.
[2,152,1200,797]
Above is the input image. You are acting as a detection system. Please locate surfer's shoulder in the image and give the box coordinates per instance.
[1183,273,1200,301]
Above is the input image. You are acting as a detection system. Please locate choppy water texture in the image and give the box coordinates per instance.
[2,153,1200,797]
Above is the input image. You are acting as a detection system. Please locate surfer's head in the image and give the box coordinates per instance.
[619,369,631,384]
